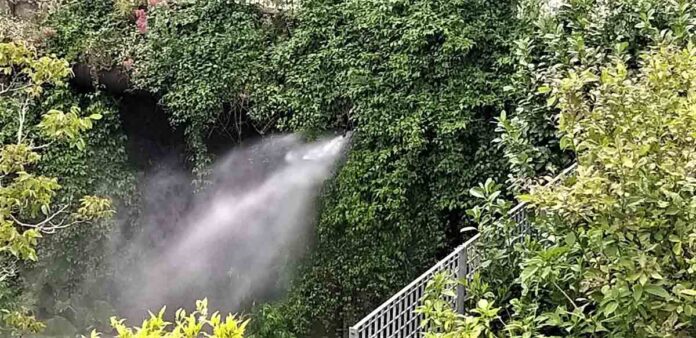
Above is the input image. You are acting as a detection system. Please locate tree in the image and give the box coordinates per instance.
[498,0,695,192]
[422,42,696,337]
[0,41,112,334]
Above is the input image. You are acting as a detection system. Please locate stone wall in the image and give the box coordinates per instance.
[1,0,40,19]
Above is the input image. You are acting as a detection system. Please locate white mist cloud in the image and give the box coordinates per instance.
[111,134,347,318]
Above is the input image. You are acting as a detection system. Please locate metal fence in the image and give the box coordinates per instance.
[348,164,577,338]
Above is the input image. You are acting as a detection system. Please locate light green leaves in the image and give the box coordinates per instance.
[431,43,696,337]
[469,187,485,199]
[417,272,499,338]
[75,196,114,220]
[0,42,71,97]
[38,106,101,150]
[103,299,249,338]
[0,40,113,268]
[517,44,696,335]
[0,144,39,174]
[644,285,671,299]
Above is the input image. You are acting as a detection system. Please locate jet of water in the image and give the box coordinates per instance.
[113,134,348,317]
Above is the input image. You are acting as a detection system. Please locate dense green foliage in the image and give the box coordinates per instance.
[7,0,696,336]
[247,0,516,333]
[499,0,696,191]
[132,0,273,170]
[520,43,696,336]
[0,41,114,335]
[29,89,138,334]
[419,1,696,337]
[3,6,139,333]
[41,0,518,335]
[422,41,696,338]
[44,0,136,69]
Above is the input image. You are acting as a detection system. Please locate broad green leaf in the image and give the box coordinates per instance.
[645,285,670,299]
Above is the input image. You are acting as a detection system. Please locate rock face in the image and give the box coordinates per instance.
[0,1,10,15]
[14,1,38,19]
[0,0,42,19]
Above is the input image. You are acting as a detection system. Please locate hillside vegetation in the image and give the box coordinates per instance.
[1,0,694,336]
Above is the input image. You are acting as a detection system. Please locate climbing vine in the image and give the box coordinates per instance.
[245,0,517,334]
[25,0,696,337]
[130,0,275,172]
[39,0,520,335]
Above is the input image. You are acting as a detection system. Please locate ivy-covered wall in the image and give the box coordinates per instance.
[24,0,518,335]
[247,0,516,334]
[6,0,696,336]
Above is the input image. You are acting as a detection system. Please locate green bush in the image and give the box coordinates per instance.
[423,42,696,337]
[498,0,696,191]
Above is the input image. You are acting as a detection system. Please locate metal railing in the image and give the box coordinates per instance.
[348,164,577,338]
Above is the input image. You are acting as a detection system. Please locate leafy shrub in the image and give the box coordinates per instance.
[498,0,696,191]
[416,272,499,338]
[423,42,696,337]
[89,299,248,338]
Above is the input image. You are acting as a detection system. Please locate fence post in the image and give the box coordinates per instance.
[456,247,467,314]
[348,326,357,338]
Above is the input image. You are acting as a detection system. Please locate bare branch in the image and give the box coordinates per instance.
[0,83,31,96]
[8,204,72,233]
[16,96,31,144]
[43,219,86,234]
[31,140,55,151]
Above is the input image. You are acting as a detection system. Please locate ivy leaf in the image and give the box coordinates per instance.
[469,187,485,199]
[604,302,618,316]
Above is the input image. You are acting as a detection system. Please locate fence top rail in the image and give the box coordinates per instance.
[350,233,481,330]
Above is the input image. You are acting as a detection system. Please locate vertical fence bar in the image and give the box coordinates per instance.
[456,248,467,314]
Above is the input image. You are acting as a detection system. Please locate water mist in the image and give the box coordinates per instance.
[111,134,348,318]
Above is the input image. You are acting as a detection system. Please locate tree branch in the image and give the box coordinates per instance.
[31,140,55,151]
[16,96,30,144]
[553,281,579,310]
[8,204,72,233]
